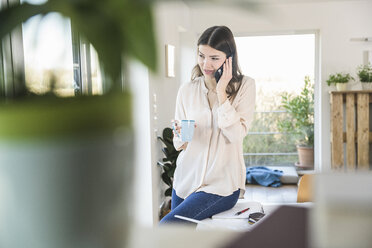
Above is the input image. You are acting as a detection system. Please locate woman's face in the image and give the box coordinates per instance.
[198,45,227,79]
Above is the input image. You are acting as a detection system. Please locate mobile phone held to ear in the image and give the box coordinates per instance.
[214,64,224,82]
[214,56,232,83]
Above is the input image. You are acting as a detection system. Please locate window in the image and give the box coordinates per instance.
[71,32,103,96]
[22,11,74,96]
[1,1,121,98]
[235,33,315,167]
[20,0,103,97]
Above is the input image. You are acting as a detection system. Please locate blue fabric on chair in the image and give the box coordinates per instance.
[246,166,283,187]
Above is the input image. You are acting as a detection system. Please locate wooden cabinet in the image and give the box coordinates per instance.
[330,91,371,170]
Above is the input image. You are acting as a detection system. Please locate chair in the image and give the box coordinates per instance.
[297,174,313,202]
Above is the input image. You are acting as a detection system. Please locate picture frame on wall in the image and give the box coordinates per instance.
[165,44,175,77]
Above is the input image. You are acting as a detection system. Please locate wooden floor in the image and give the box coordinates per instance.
[243,184,298,204]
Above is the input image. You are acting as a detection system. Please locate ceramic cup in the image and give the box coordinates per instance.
[180,120,195,142]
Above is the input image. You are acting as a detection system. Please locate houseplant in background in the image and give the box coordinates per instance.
[357,63,372,90]
[0,0,157,247]
[277,76,314,169]
[326,72,354,91]
[157,127,180,219]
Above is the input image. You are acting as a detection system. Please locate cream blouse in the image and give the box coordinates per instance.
[173,76,256,199]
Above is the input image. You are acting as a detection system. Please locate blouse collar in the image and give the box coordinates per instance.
[200,76,218,94]
[200,76,209,94]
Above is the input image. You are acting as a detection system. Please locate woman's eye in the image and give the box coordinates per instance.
[212,58,219,61]
[198,54,204,58]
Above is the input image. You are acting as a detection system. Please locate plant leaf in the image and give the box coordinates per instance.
[161,172,172,187]
[0,2,51,39]
[165,187,172,197]
[120,1,157,72]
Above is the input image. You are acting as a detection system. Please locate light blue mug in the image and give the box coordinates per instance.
[180,120,195,142]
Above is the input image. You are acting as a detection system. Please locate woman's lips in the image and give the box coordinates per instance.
[204,69,214,75]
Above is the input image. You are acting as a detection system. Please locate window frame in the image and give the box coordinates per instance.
[0,0,26,98]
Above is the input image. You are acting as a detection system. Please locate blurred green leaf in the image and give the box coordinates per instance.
[0,2,50,38]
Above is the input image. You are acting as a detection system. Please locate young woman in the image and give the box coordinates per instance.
[160,26,256,224]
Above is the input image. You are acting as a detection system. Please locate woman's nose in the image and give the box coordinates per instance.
[202,58,212,68]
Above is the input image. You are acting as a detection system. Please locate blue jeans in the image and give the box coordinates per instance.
[159,189,240,225]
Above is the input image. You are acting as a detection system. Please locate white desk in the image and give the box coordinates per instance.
[127,204,313,248]
[197,202,313,231]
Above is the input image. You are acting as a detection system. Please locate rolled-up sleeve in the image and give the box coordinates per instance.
[217,78,256,143]
[173,86,187,150]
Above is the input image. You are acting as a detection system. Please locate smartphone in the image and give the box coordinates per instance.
[214,64,224,82]
[214,56,232,83]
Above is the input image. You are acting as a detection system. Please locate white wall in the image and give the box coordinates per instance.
[147,1,193,226]
[130,1,195,228]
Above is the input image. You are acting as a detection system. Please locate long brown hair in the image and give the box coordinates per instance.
[192,26,244,101]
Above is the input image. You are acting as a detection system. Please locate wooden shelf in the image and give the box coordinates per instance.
[330,92,371,171]
[329,90,372,93]
[330,91,372,103]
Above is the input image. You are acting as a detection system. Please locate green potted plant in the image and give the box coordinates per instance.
[326,73,354,91]
[277,76,314,168]
[157,127,180,219]
[357,63,372,90]
[0,1,157,247]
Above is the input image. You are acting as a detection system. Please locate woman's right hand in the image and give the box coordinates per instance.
[172,120,188,150]
[172,120,181,138]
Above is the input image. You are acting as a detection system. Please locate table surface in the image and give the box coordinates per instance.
[127,204,312,248]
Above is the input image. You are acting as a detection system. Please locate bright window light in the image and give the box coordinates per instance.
[22,12,74,96]
[236,33,315,166]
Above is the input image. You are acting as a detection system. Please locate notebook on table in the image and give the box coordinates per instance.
[212,201,263,219]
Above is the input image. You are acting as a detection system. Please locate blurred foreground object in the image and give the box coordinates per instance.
[0,95,133,248]
[0,0,152,247]
[312,173,372,248]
